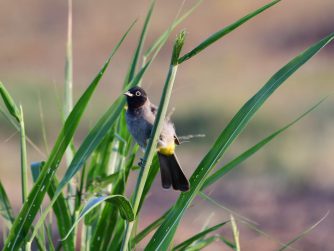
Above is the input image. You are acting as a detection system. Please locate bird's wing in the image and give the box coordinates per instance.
[150,102,180,145]
[174,135,180,145]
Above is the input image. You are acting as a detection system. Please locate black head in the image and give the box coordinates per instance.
[124,87,148,109]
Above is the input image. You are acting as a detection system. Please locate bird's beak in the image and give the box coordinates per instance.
[124,91,133,97]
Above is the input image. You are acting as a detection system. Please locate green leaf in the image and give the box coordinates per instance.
[0,81,21,123]
[63,195,134,240]
[144,0,202,59]
[277,212,329,251]
[173,221,229,251]
[57,62,149,195]
[178,0,281,64]
[122,31,186,250]
[172,31,187,65]
[183,236,218,251]
[3,23,126,251]
[132,209,169,245]
[137,154,160,212]
[124,0,156,85]
[145,32,334,251]
[231,215,240,251]
[87,171,121,193]
[0,181,14,227]
[19,106,28,204]
[26,21,138,244]
[201,97,327,190]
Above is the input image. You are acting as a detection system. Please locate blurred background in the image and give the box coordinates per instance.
[0,0,333,250]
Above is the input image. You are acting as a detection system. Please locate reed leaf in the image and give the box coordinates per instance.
[0,181,14,227]
[0,82,21,123]
[277,212,329,251]
[121,31,186,251]
[27,21,137,243]
[145,32,334,251]
[3,24,124,251]
[173,221,229,251]
[63,195,134,240]
[201,97,327,190]
[177,0,281,64]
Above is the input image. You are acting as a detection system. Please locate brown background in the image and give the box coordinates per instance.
[0,0,334,250]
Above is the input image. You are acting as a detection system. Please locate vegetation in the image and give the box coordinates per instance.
[0,0,333,250]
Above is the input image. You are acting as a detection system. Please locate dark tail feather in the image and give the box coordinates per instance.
[157,153,190,192]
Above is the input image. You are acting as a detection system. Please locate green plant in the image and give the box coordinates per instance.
[0,0,333,250]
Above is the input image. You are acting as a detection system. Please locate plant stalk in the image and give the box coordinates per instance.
[19,105,28,204]
[121,31,186,251]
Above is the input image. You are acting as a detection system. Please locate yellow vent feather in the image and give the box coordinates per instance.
[158,143,175,156]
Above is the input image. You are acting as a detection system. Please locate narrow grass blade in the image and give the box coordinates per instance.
[178,0,281,64]
[121,31,186,251]
[278,212,329,251]
[56,62,149,195]
[64,0,73,119]
[27,21,137,243]
[0,81,20,123]
[64,0,75,215]
[137,154,160,212]
[90,201,119,250]
[132,209,170,245]
[144,0,202,59]
[201,97,327,190]
[183,236,218,251]
[31,161,74,250]
[19,106,28,204]
[220,236,236,250]
[199,192,257,226]
[87,171,121,193]
[4,32,119,251]
[231,215,240,251]
[0,181,14,227]
[145,32,334,251]
[47,175,74,250]
[124,0,156,85]
[173,221,229,251]
[63,195,134,240]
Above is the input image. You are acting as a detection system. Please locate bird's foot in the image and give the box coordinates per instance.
[138,158,146,168]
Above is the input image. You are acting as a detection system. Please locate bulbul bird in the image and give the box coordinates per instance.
[124,86,190,192]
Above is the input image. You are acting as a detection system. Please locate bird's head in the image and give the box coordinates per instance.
[124,86,148,109]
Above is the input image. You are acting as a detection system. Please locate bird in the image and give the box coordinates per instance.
[124,86,190,192]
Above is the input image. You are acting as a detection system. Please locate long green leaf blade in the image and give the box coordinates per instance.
[3,26,124,251]
[19,106,28,205]
[178,0,281,64]
[277,212,329,251]
[231,215,240,251]
[63,195,134,240]
[173,221,229,251]
[122,31,186,251]
[0,82,20,123]
[132,209,169,245]
[145,32,334,251]
[27,21,138,243]
[183,236,218,251]
[0,181,14,227]
[201,97,327,189]
[144,0,202,59]
[124,0,156,85]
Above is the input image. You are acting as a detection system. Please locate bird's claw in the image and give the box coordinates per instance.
[138,158,146,168]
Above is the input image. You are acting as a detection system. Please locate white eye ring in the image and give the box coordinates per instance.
[135,91,141,96]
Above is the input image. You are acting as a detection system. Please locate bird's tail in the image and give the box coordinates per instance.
[157,152,190,192]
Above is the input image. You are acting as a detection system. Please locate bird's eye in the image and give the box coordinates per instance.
[135,91,141,96]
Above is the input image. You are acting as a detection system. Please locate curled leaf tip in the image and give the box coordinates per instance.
[171,30,187,65]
